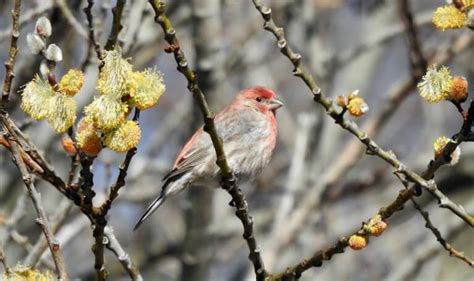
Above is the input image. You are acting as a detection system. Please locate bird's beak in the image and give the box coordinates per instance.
[268,98,284,111]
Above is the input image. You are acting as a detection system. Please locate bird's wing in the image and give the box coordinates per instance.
[162,147,207,181]
[162,127,208,182]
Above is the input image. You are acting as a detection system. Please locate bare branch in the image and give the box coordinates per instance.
[104,226,143,281]
[105,0,126,51]
[1,0,21,106]
[148,1,267,279]
[83,0,102,61]
[411,198,474,267]
[250,0,473,226]
[7,137,68,280]
[55,0,88,39]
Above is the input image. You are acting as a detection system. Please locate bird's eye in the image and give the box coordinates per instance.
[256,97,262,102]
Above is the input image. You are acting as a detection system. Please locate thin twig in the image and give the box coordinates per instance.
[24,198,74,268]
[8,138,68,280]
[104,226,143,281]
[1,0,21,106]
[55,0,88,39]
[83,0,102,61]
[148,1,267,279]
[0,1,53,43]
[250,0,474,226]
[398,0,428,80]
[104,0,126,51]
[411,198,474,267]
[0,189,28,245]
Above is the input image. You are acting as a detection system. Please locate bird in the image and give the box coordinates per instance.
[134,86,283,230]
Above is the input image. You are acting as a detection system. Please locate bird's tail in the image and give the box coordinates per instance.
[133,193,166,231]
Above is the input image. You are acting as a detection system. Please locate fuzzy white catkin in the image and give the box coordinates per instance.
[39,61,50,78]
[26,33,45,54]
[45,44,63,62]
[35,16,52,37]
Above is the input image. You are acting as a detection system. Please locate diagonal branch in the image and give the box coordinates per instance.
[250,0,474,227]
[148,1,267,279]
[7,137,68,280]
[104,226,143,281]
[411,198,474,267]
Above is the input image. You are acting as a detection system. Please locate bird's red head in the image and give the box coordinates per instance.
[237,86,284,113]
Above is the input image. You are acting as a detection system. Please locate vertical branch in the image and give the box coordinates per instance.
[104,0,126,51]
[93,109,141,281]
[148,1,268,279]
[398,0,428,80]
[1,0,21,106]
[83,0,102,61]
[8,139,68,280]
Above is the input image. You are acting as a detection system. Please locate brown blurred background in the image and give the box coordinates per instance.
[0,0,473,280]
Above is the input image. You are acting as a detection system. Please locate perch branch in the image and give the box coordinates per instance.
[148,0,267,279]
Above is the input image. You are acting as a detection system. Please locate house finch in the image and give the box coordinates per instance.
[134,86,283,230]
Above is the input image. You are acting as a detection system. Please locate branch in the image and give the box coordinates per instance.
[1,0,21,106]
[148,1,267,279]
[250,0,473,226]
[83,0,102,61]
[91,109,140,281]
[398,0,428,80]
[104,226,143,281]
[7,137,68,280]
[411,198,474,267]
[104,0,126,51]
[55,0,88,39]
[23,198,73,268]
[0,1,52,43]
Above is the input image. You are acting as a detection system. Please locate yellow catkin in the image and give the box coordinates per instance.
[128,68,166,110]
[20,75,56,120]
[103,120,141,152]
[433,136,450,159]
[433,136,461,165]
[2,265,53,281]
[462,0,474,10]
[432,5,467,30]
[347,97,369,117]
[96,49,133,98]
[348,234,368,250]
[84,95,128,130]
[46,94,76,133]
[417,65,453,103]
[363,215,388,237]
[58,69,84,96]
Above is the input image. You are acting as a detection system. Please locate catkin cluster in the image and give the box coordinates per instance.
[80,49,166,154]
[20,15,166,155]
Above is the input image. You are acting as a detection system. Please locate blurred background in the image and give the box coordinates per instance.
[0,0,473,280]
